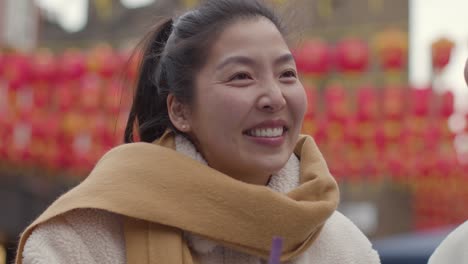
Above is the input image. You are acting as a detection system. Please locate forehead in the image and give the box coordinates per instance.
[207,17,289,62]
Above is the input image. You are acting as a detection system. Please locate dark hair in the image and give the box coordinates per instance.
[124,0,285,143]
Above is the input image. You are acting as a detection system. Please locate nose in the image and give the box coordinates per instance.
[256,81,286,112]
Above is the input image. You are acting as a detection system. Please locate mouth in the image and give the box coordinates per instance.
[243,126,288,138]
[242,119,289,138]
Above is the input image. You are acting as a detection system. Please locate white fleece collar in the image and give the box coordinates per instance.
[175,134,301,255]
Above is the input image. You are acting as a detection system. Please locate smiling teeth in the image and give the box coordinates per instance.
[247,127,284,137]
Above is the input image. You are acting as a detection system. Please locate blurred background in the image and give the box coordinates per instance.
[0,0,467,263]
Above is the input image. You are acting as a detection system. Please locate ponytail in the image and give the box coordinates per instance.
[124,18,173,143]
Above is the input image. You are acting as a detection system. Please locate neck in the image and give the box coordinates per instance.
[229,173,272,186]
[207,162,272,185]
[175,135,272,186]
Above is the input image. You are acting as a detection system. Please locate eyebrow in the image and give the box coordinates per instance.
[215,53,295,71]
[273,53,295,66]
[216,55,256,70]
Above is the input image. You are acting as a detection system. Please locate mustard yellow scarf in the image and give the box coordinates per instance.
[16,132,339,263]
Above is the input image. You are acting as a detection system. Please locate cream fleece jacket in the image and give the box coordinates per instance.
[22,135,380,264]
[429,221,468,264]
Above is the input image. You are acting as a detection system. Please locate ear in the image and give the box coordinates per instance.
[167,94,191,132]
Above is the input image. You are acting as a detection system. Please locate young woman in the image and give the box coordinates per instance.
[16,1,380,263]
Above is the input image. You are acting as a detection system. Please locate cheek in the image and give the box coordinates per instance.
[195,90,250,131]
[287,87,307,122]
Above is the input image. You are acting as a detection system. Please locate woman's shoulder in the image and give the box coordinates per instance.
[298,211,380,264]
[22,208,125,264]
[429,220,468,263]
[324,211,376,246]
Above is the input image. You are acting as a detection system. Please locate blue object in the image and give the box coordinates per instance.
[372,226,456,264]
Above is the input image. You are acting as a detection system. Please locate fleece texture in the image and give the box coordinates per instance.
[429,221,468,264]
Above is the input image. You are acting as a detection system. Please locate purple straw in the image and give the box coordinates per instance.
[268,236,283,264]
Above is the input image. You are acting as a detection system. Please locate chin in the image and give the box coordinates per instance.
[251,153,291,174]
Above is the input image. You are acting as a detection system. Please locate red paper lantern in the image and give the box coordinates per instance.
[386,151,407,182]
[324,82,349,122]
[344,117,360,145]
[304,85,318,119]
[439,91,454,118]
[42,114,61,169]
[374,125,386,152]
[5,53,32,91]
[0,80,8,112]
[72,132,94,174]
[123,50,142,82]
[373,29,408,71]
[323,142,348,181]
[30,111,47,166]
[32,49,58,83]
[423,124,442,151]
[60,49,86,80]
[356,85,379,121]
[311,118,328,145]
[55,81,78,112]
[361,142,381,176]
[382,86,405,120]
[409,87,433,117]
[10,112,33,165]
[33,83,53,109]
[334,38,369,74]
[91,113,115,149]
[53,145,73,171]
[62,110,87,148]
[32,50,57,109]
[87,43,122,79]
[0,111,12,161]
[0,52,5,78]
[294,39,332,76]
[431,38,455,71]
[302,85,318,136]
[104,80,124,114]
[79,75,102,114]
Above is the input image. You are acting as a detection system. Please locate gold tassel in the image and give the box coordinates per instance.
[368,0,384,14]
[317,0,333,19]
[183,0,199,9]
[94,0,113,21]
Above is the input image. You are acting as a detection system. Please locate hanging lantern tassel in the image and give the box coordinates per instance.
[431,38,455,72]
[372,29,408,83]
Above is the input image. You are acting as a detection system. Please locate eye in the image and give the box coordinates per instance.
[229,72,253,81]
[280,70,297,79]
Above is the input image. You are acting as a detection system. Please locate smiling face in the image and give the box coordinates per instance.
[184,17,307,185]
